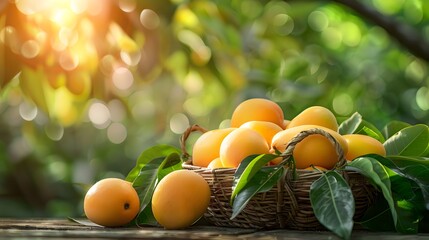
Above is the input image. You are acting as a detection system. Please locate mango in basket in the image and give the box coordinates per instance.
[271,125,348,169]
[287,106,338,131]
[240,120,283,147]
[343,134,386,161]
[230,98,285,129]
[220,128,270,168]
[207,157,225,169]
[192,128,235,167]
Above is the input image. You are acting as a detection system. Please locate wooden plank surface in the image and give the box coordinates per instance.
[0,218,427,239]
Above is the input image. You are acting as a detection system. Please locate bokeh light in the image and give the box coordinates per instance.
[88,101,111,128]
[323,28,342,49]
[107,122,127,144]
[140,9,160,30]
[119,0,136,13]
[332,93,354,116]
[169,113,189,134]
[308,11,329,32]
[19,101,38,121]
[108,99,126,123]
[44,122,64,141]
[112,67,134,90]
[21,40,40,59]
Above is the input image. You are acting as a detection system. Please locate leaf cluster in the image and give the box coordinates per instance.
[231,112,429,239]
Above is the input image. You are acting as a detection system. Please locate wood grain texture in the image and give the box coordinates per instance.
[0,218,424,239]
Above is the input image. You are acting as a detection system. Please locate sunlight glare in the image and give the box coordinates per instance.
[50,8,76,28]
[70,0,88,14]
[16,0,53,15]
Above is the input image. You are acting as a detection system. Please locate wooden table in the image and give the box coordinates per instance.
[0,218,427,239]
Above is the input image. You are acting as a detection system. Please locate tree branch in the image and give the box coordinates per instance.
[333,0,429,62]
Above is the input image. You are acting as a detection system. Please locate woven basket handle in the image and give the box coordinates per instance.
[180,124,208,161]
[279,128,347,169]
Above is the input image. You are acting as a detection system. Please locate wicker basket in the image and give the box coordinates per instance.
[181,125,377,230]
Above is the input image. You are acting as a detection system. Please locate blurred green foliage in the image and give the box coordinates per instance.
[0,0,428,217]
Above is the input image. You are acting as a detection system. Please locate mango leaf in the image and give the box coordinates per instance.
[231,154,279,204]
[126,145,180,182]
[156,155,181,181]
[358,197,395,232]
[338,113,385,142]
[346,158,397,229]
[230,166,285,220]
[310,171,354,240]
[355,121,385,143]
[359,168,423,233]
[375,154,429,210]
[131,152,181,226]
[133,202,158,227]
[386,169,421,233]
[383,124,429,157]
[352,154,425,233]
[383,121,411,139]
[338,112,362,135]
[425,145,429,157]
[132,153,181,209]
[350,119,384,142]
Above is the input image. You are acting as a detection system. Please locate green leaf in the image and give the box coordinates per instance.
[359,172,423,233]
[355,120,386,143]
[126,145,180,182]
[132,153,181,212]
[376,155,429,210]
[346,158,397,229]
[230,166,285,220]
[133,202,158,227]
[358,196,396,232]
[383,124,429,157]
[338,112,362,135]
[338,113,385,142]
[231,154,279,204]
[382,121,411,139]
[387,169,421,233]
[353,155,425,233]
[129,150,181,226]
[310,171,354,240]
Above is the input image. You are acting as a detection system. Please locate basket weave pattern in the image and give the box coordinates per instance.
[182,125,378,230]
